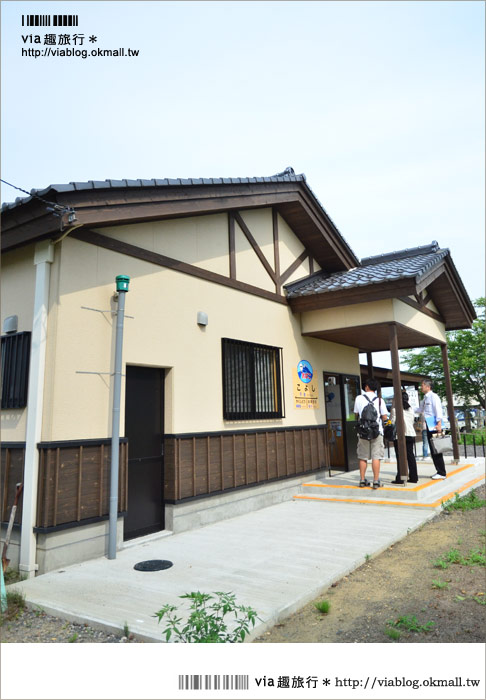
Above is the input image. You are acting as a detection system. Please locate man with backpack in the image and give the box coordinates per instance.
[354,378,389,489]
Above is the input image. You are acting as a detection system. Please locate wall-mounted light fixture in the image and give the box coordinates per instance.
[2,315,18,334]
[197,311,208,326]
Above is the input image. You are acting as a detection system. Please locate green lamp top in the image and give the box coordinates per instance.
[116,275,130,292]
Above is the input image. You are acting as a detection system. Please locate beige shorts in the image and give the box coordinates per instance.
[357,436,385,461]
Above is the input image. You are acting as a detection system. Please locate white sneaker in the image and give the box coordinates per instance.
[431,473,446,480]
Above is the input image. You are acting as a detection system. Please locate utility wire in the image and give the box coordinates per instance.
[1,177,70,214]
[1,177,77,233]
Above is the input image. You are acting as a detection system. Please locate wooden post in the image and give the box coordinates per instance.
[366,352,374,378]
[389,325,408,480]
[441,344,460,462]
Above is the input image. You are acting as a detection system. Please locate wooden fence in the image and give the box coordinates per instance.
[1,440,128,530]
[36,439,128,529]
[164,425,329,501]
[1,444,25,525]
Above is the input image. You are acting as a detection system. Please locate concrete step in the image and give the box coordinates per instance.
[294,460,485,509]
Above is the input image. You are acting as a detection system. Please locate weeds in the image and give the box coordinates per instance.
[433,547,486,569]
[123,621,130,638]
[0,590,26,625]
[386,615,434,634]
[3,569,27,585]
[431,579,449,590]
[154,591,259,643]
[443,491,486,513]
[314,600,331,614]
[384,627,401,641]
[68,633,78,643]
[365,554,371,562]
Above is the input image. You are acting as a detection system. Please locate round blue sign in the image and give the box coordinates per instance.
[297,360,313,384]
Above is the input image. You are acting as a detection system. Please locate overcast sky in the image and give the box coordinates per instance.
[2,1,484,332]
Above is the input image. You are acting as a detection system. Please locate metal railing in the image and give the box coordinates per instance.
[385,432,486,460]
[460,432,486,458]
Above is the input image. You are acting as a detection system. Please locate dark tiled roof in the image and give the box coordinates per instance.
[285,242,449,298]
[1,168,306,211]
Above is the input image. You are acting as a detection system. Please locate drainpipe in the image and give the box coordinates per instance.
[108,275,130,559]
[19,241,54,578]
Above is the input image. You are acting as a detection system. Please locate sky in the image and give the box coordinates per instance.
[2,1,484,307]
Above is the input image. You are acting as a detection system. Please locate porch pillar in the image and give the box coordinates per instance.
[389,324,408,480]
[366,352,374,378]
[441,343,460,462]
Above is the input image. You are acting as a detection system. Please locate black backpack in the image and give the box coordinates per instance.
[357,395,380,440]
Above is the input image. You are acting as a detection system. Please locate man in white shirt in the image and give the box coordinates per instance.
[417,379,446,479]
[354,378,389,489]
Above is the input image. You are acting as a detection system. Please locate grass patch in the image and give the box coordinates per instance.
[3,569,26,585]
[68,633,78,643]
[0,590,26,625]
[314,600,331,614]
[443,490,486,512]
[384,627,401,641]
[433,547,486,569]
[431,579,449,590]
[462,428,486,446]
[386,615,434,634]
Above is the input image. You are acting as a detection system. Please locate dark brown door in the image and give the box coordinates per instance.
[343,374,360,471]
[324,373,346,468]
[124,366,164,540]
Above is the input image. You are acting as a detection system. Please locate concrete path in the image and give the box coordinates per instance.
[10,457,485,643]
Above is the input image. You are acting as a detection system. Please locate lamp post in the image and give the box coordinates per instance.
[108,275,130,560]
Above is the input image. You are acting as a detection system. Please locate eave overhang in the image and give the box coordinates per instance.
[1,179,359,272]
[287,254,476,331]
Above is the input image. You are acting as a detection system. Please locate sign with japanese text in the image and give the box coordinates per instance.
[293,367,319,409]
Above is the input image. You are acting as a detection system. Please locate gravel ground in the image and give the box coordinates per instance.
[2,485,485,644]
[0,607,140,643]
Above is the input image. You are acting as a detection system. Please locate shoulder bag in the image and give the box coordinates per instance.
[430,434,453,455]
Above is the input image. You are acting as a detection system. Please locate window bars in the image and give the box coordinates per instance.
[1,332,31,409]
[222,338,284,420]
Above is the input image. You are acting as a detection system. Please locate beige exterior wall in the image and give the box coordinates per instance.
[392,299,446,343]
[277,214,311,283]
[234,217,275,292]
[302,298,446,345]
[1,209,360,444]
[39,229,361,441]
[99,213,230,277]
[302,300,395,334]
[98,209,319,291]
[0,245,36,442]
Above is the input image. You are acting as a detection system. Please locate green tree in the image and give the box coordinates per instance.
[401,298,485,419]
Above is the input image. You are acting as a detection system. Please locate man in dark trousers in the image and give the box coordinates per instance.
[417,379,447,479]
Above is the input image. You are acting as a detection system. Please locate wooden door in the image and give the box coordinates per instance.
[124,366,164,540]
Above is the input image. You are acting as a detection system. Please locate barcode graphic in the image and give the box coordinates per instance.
[22,15,79,27]
[178,675,249,691]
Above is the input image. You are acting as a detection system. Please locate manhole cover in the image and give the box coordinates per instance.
[133,559,173,572]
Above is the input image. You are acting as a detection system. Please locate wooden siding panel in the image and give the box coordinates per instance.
[166,426,328,502]
[0,447,25,524]
[35,440,128,529]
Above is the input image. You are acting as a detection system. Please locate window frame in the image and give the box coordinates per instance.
[222,338,284,420]
[1,331,31,410]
